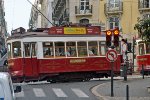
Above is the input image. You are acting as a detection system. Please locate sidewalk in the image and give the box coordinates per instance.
[92,75,150,100]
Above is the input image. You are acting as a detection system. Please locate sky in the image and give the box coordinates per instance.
[4,0,35,34]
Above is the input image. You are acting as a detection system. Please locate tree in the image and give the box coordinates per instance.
[134,18,150,42]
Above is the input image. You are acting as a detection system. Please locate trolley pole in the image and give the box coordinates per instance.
[111,61,114,97]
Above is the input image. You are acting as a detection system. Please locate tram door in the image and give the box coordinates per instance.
[23,42,38,77]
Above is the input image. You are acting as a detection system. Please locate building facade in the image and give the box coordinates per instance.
[0,0,7,47]
[30,0,150,40]
[52,0,101,28]
[29,0,41,29]
[29,0,53,29]
[99,0,150,40]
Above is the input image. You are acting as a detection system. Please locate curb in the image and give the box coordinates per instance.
[91,75,150,100]
[91,82,109,100]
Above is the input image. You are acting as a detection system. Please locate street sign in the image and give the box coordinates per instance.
[106,49,118,62]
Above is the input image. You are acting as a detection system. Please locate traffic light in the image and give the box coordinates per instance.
[113,28,119,47]
[106,30,112,47]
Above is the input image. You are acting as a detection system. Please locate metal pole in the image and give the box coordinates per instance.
[124,54,128,81]
[111,61,114,97]
[142,64,144,79]
[126,85,129,100]
[132,37,135,72]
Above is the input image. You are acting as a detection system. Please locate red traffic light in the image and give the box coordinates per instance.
[114,29,119,35]
[106,30,112,47]
[106,30,112,35]
[113,28,119,47]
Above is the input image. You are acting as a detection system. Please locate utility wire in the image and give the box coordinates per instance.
[11,0,15,31]
[26,0,54,26]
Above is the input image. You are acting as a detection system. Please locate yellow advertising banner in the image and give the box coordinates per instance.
[64,27,86,34]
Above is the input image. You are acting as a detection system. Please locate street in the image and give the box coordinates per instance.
[14,79,109,100]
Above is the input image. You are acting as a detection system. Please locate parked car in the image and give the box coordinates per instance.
[0,72,21,100]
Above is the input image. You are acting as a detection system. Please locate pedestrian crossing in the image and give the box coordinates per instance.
[15,88,90,98]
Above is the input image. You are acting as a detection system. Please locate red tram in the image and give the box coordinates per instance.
[136,39,150,75]
[7,26,122,82]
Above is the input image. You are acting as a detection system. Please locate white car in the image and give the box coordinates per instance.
[0,72,21,100]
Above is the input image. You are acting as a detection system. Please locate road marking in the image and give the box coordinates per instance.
[33,88,46,97]
[52,88,68,97]
[15,91,25,97]
[71,88,89,98]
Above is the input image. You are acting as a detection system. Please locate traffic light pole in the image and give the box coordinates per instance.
[106,28,119,97]
[111,61,114,97]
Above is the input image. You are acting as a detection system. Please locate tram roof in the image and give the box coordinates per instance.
[7,31,105,40]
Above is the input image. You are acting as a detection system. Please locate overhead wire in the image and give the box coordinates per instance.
[11,0,15,31]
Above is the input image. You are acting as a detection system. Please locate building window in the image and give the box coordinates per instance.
[143,14,150,19]
[80,0,89,10]
[143,0,150,8]
[79,19,89,24]
[109,17,119,29]
[109,0,120,8]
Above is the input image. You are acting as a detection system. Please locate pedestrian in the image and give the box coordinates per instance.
[121,39,127,62]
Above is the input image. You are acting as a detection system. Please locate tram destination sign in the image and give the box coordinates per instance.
[48,26,100,35]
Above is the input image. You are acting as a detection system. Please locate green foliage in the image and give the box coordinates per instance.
[134,18,150,42]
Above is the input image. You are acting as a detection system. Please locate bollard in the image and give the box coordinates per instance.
[142,64,144,79]
[126,85,129,100]
[124,64,127,81]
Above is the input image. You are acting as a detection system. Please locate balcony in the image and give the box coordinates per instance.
[75,5,92,16]
[138,0,150,13]
[104,2,123,15]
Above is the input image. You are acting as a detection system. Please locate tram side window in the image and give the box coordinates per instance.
[7,43,11,58]
[146,43,150,54]
[99,41,106,56]
[12,41,21,57]
[88,41,98,56]
[55,42,65,57]
[24,43,30,57]
[77,41,87,57]
[43,42,54,58]
[139,43,145,55]
[66,42,77,57]
[31,43,36,56]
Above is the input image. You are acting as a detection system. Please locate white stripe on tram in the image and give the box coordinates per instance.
[71,88,89,98]
[52,88,68,97]
[33,88,46,97]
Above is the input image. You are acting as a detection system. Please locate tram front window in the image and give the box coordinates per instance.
[12,41,21,57]
[139,43,145,55]
[7,43,11,58]
[146,43,150,54]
